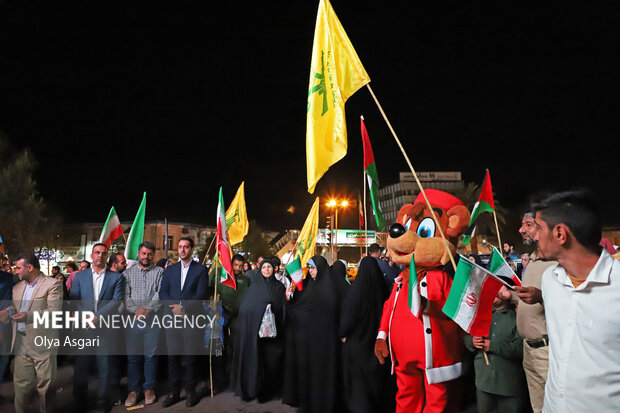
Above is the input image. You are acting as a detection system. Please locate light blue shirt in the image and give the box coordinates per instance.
[18,275,41,333]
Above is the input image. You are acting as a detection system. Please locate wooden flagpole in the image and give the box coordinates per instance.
[209,253,219,398]
[201,235,217,265]
[492,210,503,253]
[363,173,369,256]
[366,84,457,271]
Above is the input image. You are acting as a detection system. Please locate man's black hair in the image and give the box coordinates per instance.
[368,243,381,254]
[92,242,108,251]
[107,253,124,269]
[139,241,156,252]
[178,237,195,248]
[232,254,244,263]
[16,253,40,270]
[533,189,602,253]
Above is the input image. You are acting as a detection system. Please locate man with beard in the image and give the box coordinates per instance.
[159,237,208,408]
[107,253,128,274]
[513,211,556,413]
[123,242,163,407]
[207,253,251,393]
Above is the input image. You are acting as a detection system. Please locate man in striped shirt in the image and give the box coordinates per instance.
[123,241,163,407]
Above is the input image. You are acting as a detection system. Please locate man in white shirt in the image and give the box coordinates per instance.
[532,190,620,412]
[70,243,124,413]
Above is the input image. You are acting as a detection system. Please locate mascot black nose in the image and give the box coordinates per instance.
[389,223,407,239]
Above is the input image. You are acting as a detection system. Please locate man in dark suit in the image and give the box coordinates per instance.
[159,237,208,408]
[70,243,124,413]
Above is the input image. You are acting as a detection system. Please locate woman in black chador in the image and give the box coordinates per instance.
[283,255,341,413]
[339,256,394,413]
[232,259,287,402]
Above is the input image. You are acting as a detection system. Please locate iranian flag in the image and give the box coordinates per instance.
[489,247,521,287]
[286,256,304,291]
[442,256,504,337]
[124,193,146,267]
[361,116,385,231]
[99,207,124,248]
[408,253,422,317]
[216,187,236,289]
[462,169,495,245]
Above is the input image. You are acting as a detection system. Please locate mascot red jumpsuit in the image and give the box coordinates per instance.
[375,189,470,413]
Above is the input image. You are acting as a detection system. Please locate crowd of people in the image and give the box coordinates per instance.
[0,189,619,413]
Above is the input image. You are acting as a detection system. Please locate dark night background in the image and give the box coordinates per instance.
[1,1,619,231]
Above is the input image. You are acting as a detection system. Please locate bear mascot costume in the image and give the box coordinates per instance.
[374,189,470,413]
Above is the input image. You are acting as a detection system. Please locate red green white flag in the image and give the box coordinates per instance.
[99,206,124,248]
[462,169,495,245]
[285,256,304,291]
[361,116,385,231]
[442,256,504,337]
[489,247,521,287]
[216,187,236,289]
[408,253,422,318]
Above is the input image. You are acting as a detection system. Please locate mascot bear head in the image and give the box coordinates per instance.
[387,189,470,273]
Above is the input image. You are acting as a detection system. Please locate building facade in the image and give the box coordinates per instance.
[378,171,465,225]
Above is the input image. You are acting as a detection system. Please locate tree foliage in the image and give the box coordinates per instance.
[0,134,52,255]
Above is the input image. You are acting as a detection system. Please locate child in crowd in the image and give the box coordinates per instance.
[464,286,527,413]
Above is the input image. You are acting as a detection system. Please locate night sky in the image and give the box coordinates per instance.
[1,1,619,231]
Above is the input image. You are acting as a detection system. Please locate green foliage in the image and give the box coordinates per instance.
[0,133,52,255]
[239,220,273,261]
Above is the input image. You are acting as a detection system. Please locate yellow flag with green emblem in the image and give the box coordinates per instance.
[225,182,249,246]
[296,197,320,266]
[306,0,370,193]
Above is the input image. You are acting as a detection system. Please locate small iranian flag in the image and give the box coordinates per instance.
[489,247,521,287]
[99,207,124,248]
[462,169,495,245]
[124,193,146,267]
[286,255,304,291]
[216,187,236,289]
[408,253,422,317]
[361,116,385,231]
[442,256,504,337]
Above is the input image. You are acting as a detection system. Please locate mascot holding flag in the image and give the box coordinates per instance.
[375,189,470,413]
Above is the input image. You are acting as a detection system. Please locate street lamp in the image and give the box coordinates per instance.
[325,198,349,263]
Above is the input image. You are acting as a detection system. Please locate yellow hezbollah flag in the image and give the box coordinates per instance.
[296,197,320,266]
[306,0,370,193]
[225,182,249,246]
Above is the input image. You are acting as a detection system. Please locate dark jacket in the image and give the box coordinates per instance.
[464,307,525,396]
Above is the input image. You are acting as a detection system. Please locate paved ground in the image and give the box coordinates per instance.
[0,361,298,413]
[0,361,479,413]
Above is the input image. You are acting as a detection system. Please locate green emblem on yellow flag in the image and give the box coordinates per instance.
[296,198,320,266]
[225,182,249,246]
[306,0,370,194]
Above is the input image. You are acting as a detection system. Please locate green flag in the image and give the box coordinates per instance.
[124,192,146,264]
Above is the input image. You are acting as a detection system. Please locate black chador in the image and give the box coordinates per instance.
[231,260,286,402]
[283,255,341,413]
[339,256,395,413]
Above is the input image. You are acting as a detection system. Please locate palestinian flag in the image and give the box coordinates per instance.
[286,255,304,291]
[216,187,236,289]
[489,247,521,287]
[442,256,504,337]
[99,207,124,248]
[361,116,385,231]
[408,253,422,318]
[124,193,146,267]
[462,169,495,245]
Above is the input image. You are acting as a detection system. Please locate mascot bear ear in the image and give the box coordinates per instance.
[445,205,470,238]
